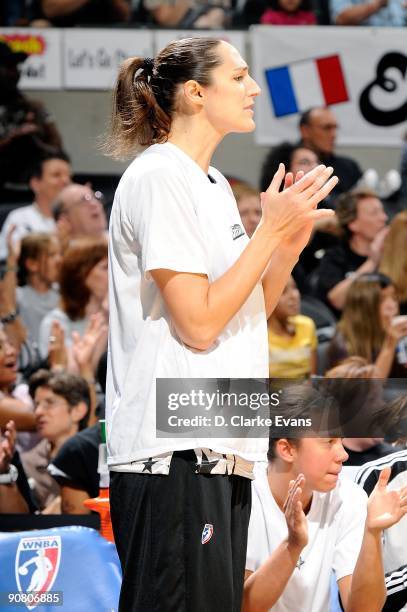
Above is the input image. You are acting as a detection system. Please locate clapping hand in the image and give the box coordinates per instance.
[367,467,407,532]
[71,313,108,372]
[284,474,308,551]
[0,420,16,475]
[260,164,338,255]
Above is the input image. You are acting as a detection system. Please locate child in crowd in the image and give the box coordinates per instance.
[327,273,407,378]
[268,276,317,378]
[243,385,407,612]
[260,0,316,24]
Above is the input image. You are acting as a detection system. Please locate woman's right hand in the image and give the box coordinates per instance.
[386,316,407,343]
[259,164,338,253]
[283,474,308,552]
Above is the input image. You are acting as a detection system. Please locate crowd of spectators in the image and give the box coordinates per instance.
[0,0,406,27]
[0,35,406,611]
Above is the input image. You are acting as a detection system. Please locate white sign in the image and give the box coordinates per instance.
[0,28,62,89]
[64,29,154,89]
[155,30,246,57]
[251,26,407,147]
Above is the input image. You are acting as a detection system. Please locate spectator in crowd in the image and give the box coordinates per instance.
[139,0,231,27]
[380,210,407,315]
[52,183,107,252]
[0,152,71,259]
[0,419,37,513]
[299,107,362,196]
[21,369,91,512]
[268,276,317,378]
[243,386,407,612]
[0,325,35,436]
[16,233,61,349]
[259,142,319,193]
[232,181,261,238]
[327,273,407,378]
[260,0,316,24]
[37,0,131,26]
[38,237,108,368]
[324,357,402,470]
[48,352,107,514]
[260,142,338,291]
[316,188,388,314]
[0,41,63,189]
[331,0,406,26]
[354,395,407,612]
[401,134,407,202]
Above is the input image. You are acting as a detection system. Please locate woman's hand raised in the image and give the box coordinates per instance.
[259,164,338,254]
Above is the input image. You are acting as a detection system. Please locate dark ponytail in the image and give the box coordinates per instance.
[104,37,223,159]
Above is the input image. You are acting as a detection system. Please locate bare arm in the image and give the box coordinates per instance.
[61,484,91,514]
[374,317,407,378]
[41,0,90,18]
[152,165,337,351]
[339,468,407,612]
[0,483,29,513]
[0,399,36,431]
[327,258,376,311]
[242,475,308,612]
[335,0,386,24]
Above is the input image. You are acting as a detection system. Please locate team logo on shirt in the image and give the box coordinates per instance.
[201,524,214,544]
[231,224,245,240]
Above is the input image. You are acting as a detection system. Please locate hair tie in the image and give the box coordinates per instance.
[143,57,155,78]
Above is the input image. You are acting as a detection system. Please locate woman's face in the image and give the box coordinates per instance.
[379,285,399,326]
[290,148,319,176]
[278,0,303,12]
[39,238,62,285]
[85,257,108,301]
[0,329,18,390]
[199,41,261,137]
[274,276,301,320]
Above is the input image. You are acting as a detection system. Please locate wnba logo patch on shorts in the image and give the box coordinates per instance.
[201,524,214,544]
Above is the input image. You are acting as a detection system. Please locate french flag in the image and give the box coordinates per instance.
[265,55,349,118]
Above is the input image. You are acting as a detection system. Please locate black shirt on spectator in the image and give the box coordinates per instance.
[319,153,362,197]
[344,442,400,466]
[48,424,100,498]
[315,242,367,315]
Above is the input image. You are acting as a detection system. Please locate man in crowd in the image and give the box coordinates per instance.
[331,0,405,26]
[52,183,107,251]
[0,152,72,258]
[316,188,388,313]
[299,107,362,196]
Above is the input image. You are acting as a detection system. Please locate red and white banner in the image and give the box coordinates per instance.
[251,26,407,147]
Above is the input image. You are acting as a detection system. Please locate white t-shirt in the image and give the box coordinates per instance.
[106,142,269,466]
[246,463,367,612]
[0,203,55,258]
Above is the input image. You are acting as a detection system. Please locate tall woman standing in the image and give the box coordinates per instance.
[105,37,337,611]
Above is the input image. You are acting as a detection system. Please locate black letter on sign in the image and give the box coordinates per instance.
[359,52,407,127]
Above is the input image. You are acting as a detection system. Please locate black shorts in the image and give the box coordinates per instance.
[109,450,251,612]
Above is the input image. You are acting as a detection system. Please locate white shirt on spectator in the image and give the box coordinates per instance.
[246,463,367,612]
[0,203,55,258]
[106,142,268,467]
